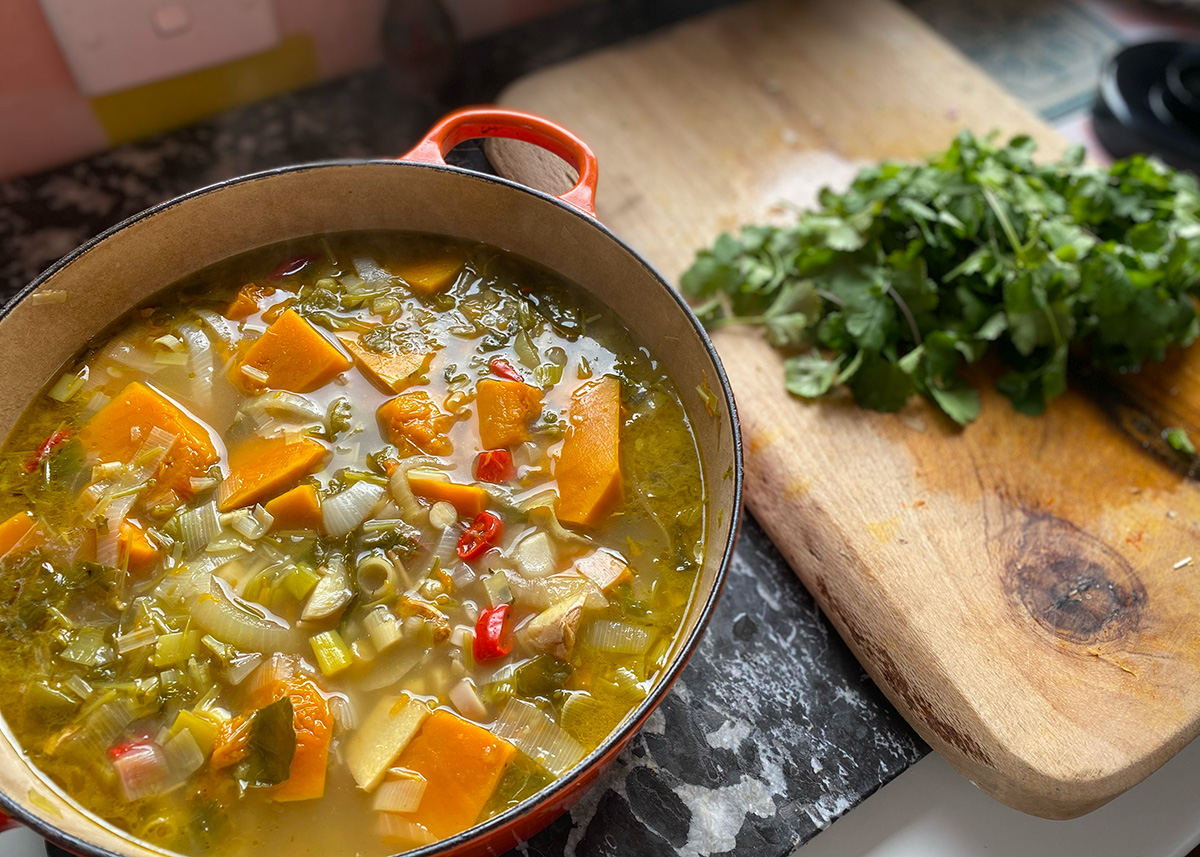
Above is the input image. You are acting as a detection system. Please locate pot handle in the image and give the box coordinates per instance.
[400,107,599,217]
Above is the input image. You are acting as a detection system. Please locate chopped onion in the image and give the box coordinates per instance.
[76,699,135,755]
[178,502,220,555]
[417,526,458,577]
[494,698,585,776]
[520,490,591,546]
[153,333,185,352]
[193,309,237,345]
[240,365,270,384]
[162,728,205,778]
[193,580,296,653]
[448,561,475,589]
[372,770,427,813]
[189,476,218,494]
[176,323,215,409]
[47,369,87,403]
[115,625,157,655]
[225,651,263,685]
[229,505,271,540]
[112,742,170,801]
[363,606,402,652]
[376,815,434,847]
[353,254,391,284]
[329,694,358,730]
[448,678,487,722]
[323,482,385,537]
[387,457,439,526]
[240,391,324,426]
[64,675,92,700]
[584,621,651,655]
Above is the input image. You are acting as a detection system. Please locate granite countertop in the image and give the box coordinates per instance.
[0,12,926,857]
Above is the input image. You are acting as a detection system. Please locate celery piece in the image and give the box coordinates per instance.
[47,370,86,403]
[309,630,353,677]
[60,628,115,667]
[154,630,200,668]
[363,606,402,652]
[26,682,77,715]
[483,571,512,608]
[284,564,321,602]
[170,710,219,756]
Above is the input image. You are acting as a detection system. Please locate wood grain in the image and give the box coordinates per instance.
[491,0,1200,819]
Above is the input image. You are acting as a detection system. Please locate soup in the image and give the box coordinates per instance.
[0,232,705,855]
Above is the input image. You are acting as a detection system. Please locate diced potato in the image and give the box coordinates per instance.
[515,531,558,579]
[229,309,353,394]
[78,381,219,501]
[392,709,515,839]
[336,333,432,393]
[554,377,621,528]
[574,550,633,593]
[376,392,454,455]
[264,484,323,532]
[475,379,543,449]
[218,436,328,512]
[345,694,430,792]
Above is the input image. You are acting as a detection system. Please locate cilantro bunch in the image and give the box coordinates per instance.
[682,132,1200,424]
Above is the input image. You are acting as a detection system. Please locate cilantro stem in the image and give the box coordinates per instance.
[815,289,845,308]
[886,285,922,345]
[982,188,1026,267]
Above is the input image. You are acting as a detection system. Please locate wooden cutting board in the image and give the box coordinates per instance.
[489,0,1200,820]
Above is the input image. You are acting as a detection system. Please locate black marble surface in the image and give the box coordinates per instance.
[7,16,927,857]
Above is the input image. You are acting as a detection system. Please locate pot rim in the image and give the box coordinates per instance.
[0,156,744,857]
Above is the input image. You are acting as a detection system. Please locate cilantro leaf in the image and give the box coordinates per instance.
[234,696,296,788]
[683,132,1200,424]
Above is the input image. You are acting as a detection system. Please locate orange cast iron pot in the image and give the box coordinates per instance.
[0,107,743,857]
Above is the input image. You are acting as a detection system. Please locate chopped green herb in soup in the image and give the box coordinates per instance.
[0,232,705,855]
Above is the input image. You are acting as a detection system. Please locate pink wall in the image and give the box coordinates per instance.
[0,0,388,180]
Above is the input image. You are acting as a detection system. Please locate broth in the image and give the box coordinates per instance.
[0,232,705,856]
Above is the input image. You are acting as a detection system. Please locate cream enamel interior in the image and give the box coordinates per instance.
[0,162,739,857]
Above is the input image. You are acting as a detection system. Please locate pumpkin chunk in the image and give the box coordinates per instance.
[118,519,160,577]
[475,379,543,449]
[230,309,352,394]
[78,381,219,501]
[251,675,333,803]
[0,512,41,558]
[554,377,621,528]
[397,257,463,296]
[406,470,489,517]
[218,435,328,512]
[391,709,515,839]
[225,283,276,321]
[264,484,323,532]
[376,392,454,455]
[336,333,432,393]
